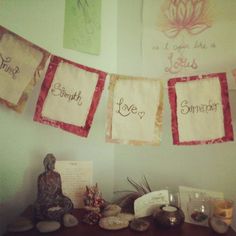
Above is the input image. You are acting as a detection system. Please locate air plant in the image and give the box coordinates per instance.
[114,176,152,213]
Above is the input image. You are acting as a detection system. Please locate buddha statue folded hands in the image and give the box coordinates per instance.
[34,153,73,221]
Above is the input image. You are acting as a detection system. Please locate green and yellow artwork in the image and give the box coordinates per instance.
[64,0,101,55]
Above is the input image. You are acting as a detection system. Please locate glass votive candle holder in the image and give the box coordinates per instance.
[187,192,210,226]
[169,191,180,208]
[212,199,234,225]
[209,199,234,234]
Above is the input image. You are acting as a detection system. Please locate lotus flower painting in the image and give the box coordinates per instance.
[162,0,211,38]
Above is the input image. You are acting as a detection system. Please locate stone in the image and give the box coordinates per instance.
[117,213,135,222]
[36,221,61,233]
[129,218,150,232]
[102,204,121,217]
[99,216,129,230]
[84,206,100,213]
[63,213,79,227]
[7,217,34,232]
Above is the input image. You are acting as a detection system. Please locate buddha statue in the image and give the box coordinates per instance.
[34,153,73,221]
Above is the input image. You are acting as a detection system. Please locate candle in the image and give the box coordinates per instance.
[162,206,177,212]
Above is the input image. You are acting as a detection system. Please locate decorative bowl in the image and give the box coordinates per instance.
[153,205,185,228]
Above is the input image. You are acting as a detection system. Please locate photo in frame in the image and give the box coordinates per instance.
[0,25,50,112]
[34,55,106,137]
[168,72,234,145]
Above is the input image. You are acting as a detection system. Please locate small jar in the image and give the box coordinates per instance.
[187,192,210,226]
[209,199,234,234]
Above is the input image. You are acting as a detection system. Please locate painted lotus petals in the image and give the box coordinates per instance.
[163,0,209,38]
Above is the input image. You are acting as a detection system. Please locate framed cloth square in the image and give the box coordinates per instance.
[106,74,163,146]
[0,25,50,112]
[34,56,106,137]
[168,72,234,145]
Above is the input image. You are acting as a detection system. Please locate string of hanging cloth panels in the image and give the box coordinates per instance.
[0,25,234,146]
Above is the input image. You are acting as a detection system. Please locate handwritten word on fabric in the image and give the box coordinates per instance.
[34,56,106,137]
[168,73,234,145]
[106,75,163,146]
[0,26,49,112]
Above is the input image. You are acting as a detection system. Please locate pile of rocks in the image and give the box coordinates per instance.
[7,204,151,233]
[97,204,150,232]
[7,213,78,234]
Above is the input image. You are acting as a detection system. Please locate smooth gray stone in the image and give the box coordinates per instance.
[7,217,34,232]
[117,213,135,222]
[99,216,129,230]
[130,218,150,232]
[63,213,78,227]
[36,221,61,233]
[102,204,121,217]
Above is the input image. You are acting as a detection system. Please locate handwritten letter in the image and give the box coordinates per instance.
[106,75,163,146]
[134,190,169,218]
[56,161,93,208]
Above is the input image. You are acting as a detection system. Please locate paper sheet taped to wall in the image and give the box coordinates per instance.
[55,160,93,208]
[106,74,163,146]
[142,0,236,89]
[64,0,101,55]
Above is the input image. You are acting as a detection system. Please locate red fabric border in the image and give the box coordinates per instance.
[168,72,234,145]
[33,55,106,137]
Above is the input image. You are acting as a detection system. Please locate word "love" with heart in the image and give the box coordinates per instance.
[116,97,145,119]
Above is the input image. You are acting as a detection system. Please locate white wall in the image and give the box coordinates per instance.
[1,0,236,235]
[0,0,117,234]
[115,0,236,201]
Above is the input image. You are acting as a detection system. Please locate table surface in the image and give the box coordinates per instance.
[4,208,236,236]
